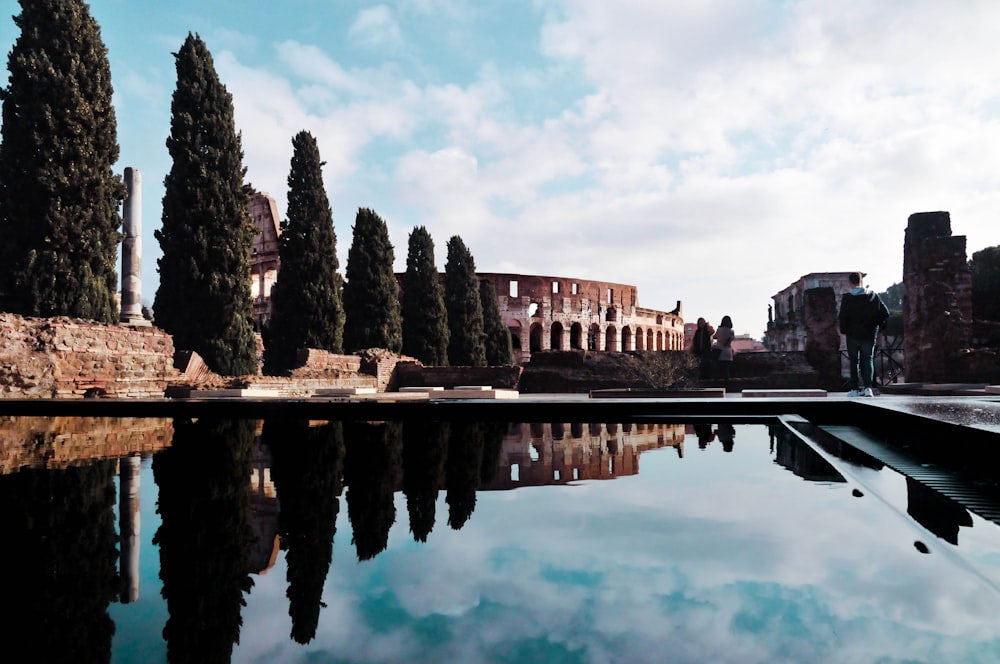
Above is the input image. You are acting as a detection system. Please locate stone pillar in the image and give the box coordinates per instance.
[119,454,141,603]
[803,286,841,389]
[903,211,972,382]
[120,167,148,325]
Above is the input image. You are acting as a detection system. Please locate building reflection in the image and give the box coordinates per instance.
[480,422,685,490]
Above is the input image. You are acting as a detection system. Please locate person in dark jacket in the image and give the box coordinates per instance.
[838,272,889,397]
[691,317,714,378]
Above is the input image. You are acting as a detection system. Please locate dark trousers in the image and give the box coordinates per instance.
[847,335,876,389]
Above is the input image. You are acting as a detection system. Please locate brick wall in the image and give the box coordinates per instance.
[0,313,178,398]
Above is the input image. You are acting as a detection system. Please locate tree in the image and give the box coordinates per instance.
[970,246,1000,322]
[0,0,125,322]
[401,226,449,365]
[480,279,513,365]
[444,235,486,366]
[154,34,257,376]
[342,208,402,352]
[263,131,344,375]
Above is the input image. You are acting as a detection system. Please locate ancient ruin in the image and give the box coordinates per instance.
[249,191,282,331]
[476,273,684,362]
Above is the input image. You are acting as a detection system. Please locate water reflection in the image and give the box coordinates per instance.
[0,416,999,662]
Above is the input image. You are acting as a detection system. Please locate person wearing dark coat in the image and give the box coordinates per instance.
[838,272,889,397]
[691,317,714,379]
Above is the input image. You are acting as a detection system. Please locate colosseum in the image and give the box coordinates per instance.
[477,273,684,362]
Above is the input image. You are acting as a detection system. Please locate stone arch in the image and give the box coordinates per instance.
[635,327,645,350]
[530,322,544,352]
[570,322,584,350]
[655,330,663,351]
[605,325,618,352]
[622,326,633,351]
[588,323,601,350]
[550,321,565,350]
[605,306,616,322]
[508,320,523,350]
[646,329,654,351]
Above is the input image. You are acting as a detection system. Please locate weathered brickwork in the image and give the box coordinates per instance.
[903,212,974,382]
[0,313,178,398]
[0,416,174,473]
[477,273,684,362]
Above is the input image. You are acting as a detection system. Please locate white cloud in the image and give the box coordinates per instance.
[348,5,404,51]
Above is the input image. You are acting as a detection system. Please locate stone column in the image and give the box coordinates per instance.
[803,286,841,389]
[119,454,141,603]
[903,211,972,382]
[120,167,148,325]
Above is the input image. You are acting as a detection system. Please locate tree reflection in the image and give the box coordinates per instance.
[153,418,256,664]
[479,421,509,485]
[344,421,402,561]
[0,460,120,664]
[446,421,486,530]
[402,419,449,542]
[264,419,344,643]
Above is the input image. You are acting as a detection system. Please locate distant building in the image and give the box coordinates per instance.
[764,271,859,352]
[684,323,764,353]
[249,192,282,331]
[475,273,684,363]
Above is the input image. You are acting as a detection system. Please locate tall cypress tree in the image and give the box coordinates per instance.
[0,0,125,322]
[342,207,402,353]
[263,131,344,375]
[154,33,257,376]
[401,226,449,365]
[480,278,514,365]
[444,235,486,367]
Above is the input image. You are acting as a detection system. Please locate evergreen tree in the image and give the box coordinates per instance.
[401,226,449,365]
[480,278,514,365]
[263,131,344,375]
[154,34,257,376]
[342,208,402,352]
[0,0,125,322]
[970,246,1000,322]
[444,235,486,366]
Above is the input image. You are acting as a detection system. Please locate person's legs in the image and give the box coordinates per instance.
[860,336,876,390]
[846,337,861,391]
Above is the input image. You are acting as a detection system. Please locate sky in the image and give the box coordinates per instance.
[4,0,1000,338]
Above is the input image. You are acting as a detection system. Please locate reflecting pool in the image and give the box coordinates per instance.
[2,417,1000,663]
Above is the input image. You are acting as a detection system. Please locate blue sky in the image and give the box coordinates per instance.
[4,0,1000,337]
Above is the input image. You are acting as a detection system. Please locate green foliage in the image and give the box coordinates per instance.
[154,34,258,376]
[401,226,449,365]
[480,279,514,365]
[970,246,1000,322]
[263,131,344,375]
[878,282,906,312]
[444,235,487,366]
[0,0,125,322]
[342,207,402,352]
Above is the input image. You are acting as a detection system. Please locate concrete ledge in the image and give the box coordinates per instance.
[454,385,492,391]
[313,387,378,396]
[589,388,726,398]
[985,385,1000,394]
[742,389,828,398]
[189,388,283,398]
[433,388,520,400]
[398,386,445,393]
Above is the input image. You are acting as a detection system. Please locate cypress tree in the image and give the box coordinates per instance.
[154,34,257,376]
[263,131,344,375]
[444,235,486,366]
[480,278,514,365]
[0,0,125,322]
[401,226,449,365]
[342,208,402,352]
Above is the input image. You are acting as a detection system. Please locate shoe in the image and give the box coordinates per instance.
[862,387,874,397]
[847,389,860,397]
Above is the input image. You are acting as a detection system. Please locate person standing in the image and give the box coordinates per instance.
[691,317,715,379]
[713,315,735,383]
[838,272,889,397]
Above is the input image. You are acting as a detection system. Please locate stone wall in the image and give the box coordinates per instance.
[0,416,174,473]
[392,362,524,390]
[903,211,974,382]
[803,287,842,389]
[0,313,178,398]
